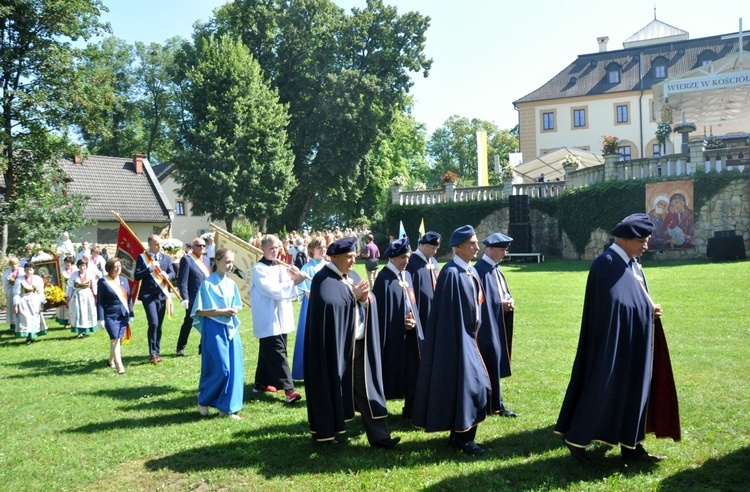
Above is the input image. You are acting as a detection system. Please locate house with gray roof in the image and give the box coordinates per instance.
[62,153,173,245]
[512,17,750,177]
[151,162,226,243]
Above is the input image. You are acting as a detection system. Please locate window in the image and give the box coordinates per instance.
[697,50,716,68]
[573,109,586,127]
[653,57,668,79]
[607,63,621,84]
[176,201,185,216]
[616,105,629,123]
[652,144,661,157]
[543,112,555,131]
[618,145,632,161]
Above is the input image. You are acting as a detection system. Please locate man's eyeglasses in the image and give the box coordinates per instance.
[193,244,206,248]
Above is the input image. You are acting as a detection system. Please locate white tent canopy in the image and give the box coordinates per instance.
[513,147,604,183]
[653,51,750,135]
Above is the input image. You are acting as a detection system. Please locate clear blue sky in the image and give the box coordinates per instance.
[100,0,749,133]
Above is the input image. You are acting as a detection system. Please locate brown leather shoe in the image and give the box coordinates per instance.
[149,355,162,364]
[565,442,592,464]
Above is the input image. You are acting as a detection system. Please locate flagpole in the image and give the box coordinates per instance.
[112,211,183,301]
[210,223,311,280]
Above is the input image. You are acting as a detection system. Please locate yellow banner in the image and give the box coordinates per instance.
[210,223,262,308]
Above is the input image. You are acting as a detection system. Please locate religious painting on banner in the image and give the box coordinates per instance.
[210,224,261,308]
[115,222,146,303]
[645,180,695,250]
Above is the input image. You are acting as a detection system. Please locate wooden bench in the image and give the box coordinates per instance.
[503,252,544,263]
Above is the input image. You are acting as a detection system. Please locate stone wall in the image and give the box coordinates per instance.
[558,179,750,260]
[459,179,749,261]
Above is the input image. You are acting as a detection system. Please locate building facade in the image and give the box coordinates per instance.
[513,18,750,166]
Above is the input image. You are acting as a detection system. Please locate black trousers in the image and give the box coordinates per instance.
[176,308,193,352]
[354,339,391,444]
[255,334,294,391]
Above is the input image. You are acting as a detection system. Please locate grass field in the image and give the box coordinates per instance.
[1,258,748,491]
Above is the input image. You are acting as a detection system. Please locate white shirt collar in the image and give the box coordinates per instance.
[453,255,472,271]
[609,243,631,265]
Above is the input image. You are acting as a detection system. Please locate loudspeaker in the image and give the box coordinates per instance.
[508,195,530,224]
[508,223,532,253]
[707,236,746,261]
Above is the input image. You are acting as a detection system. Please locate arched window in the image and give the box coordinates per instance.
[697,50,716,67]
[652,56,669,79]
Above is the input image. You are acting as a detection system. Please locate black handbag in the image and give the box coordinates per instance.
[365,259,380,271]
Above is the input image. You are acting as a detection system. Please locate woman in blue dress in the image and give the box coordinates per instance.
[192,248,244,419]
[97,258,134,374]
[291,237,327,380]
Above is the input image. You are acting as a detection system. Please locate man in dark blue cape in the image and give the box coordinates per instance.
[304,237,399,449]
[412,225,491,455]
[474,232,517,417]
[372,237,424,419]
[405,231,441,331]
[555,213,680,464]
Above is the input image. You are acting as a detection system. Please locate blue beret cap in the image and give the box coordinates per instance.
[483,232,513,248]
[384,237,411,258]
[611,213,655,239]
[326,236,358,256]
[418,231,441,245]
[449,225,476,247]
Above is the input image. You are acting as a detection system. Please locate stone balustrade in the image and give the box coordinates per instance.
[391,140,749,205]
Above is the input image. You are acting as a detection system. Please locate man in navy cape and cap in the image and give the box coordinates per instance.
[412,225,491,455]
[304,236,400,449]
[555,213,680,464]
[372,237,424,420]
[405,231,441,335]
[474,232,517,417]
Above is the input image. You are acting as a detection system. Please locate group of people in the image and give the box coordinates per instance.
[4,214,679,460]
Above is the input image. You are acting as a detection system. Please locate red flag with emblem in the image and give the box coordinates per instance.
[114,218,145,305]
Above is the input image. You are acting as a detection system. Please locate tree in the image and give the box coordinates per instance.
[208,0,431,230]
[75,36,142,158]
[172,34,295,233]
[1,0,107,255]
[427,115,519,187]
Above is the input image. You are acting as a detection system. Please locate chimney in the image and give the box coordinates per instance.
[133,153,145,174]
[597,36,609,53]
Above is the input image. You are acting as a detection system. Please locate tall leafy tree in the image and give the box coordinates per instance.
[208,0,431,230]
[134,38,182,163]
[75,36,142,158]
[173,34,295,233]
[427,115,519,186]
[1,0,107,254]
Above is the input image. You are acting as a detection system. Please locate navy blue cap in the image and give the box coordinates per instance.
[449,225,476,247]
[384,237,411,258]
[326,236,358,256]
[418,231,441,246]
[611,213,655,239]
[483,232,513,248]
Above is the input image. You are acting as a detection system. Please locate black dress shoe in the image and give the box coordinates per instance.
[372,436,401,449]
[621,444,667,462]
[565,442,592,464]
[451,440,484,455]
[499,408,518,418]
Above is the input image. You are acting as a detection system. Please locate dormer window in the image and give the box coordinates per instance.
[607,63,621,84]
[653,57,668,79]
[697,50,716,67]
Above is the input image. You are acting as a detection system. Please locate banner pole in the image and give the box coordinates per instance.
[113,211,183,301]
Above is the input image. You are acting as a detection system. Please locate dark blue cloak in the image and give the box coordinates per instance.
[474,258,514,413]
[372,266,424,400]
[412,259,491,432]
[555,248,656,447]
[405,253,438,328]
[304,267,387,442]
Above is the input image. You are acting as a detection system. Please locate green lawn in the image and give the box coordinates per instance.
[1,259,748,491]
